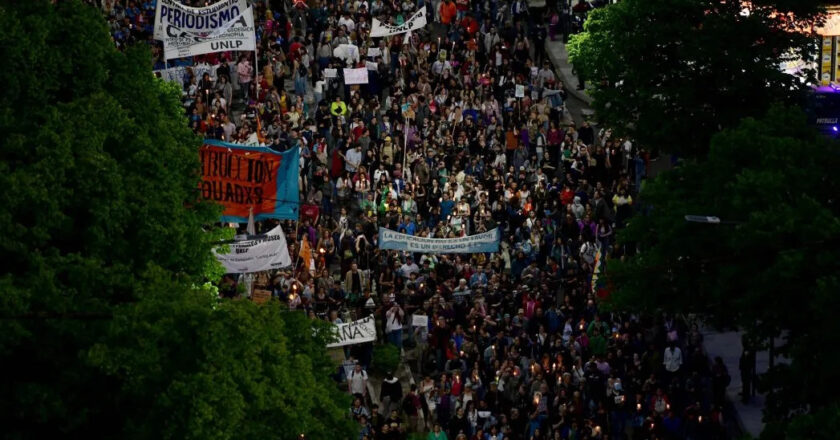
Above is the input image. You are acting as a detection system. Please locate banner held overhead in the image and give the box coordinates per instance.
[343,67,369,85]
[213,225,292,274]
[200,140,300,222]
[326,316,377,347]
[371,9,427,38]
[377,228,501,253]
[162,6,255,59]
[154,0,246,39]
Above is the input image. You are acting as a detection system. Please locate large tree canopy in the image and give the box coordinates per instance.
[0,1,353,438]
[606,106,840,439]
[568,0,823,157]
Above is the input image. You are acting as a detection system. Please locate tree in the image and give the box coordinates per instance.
[605,106,840,438]
[567,0,822,157]
[88,273,355,440]
[0,2,353,438]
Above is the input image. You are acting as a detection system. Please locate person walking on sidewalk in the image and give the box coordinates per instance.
[349,363,370,403]
[402,384,423,432]
[380,371,403,417]
[739,336,756,403]
[712,356,731,407]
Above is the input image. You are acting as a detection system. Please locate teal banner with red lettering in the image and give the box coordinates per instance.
[199,140,299,222]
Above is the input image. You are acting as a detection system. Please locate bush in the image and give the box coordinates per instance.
[371,344,401,376]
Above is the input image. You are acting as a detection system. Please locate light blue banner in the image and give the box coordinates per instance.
[378,228,501,254]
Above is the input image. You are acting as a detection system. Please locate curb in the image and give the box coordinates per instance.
[544,40,594,106]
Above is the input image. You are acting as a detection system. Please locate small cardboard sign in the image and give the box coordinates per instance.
[412,314,429,327]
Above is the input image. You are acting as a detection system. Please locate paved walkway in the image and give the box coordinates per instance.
[545,39,593,107]
[703,329,770,438]
[545,39,594,128]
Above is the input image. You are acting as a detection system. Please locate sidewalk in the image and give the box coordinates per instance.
[703,329,769,438]
[544,39,593,107]
[544,38,595,127]
[366,350,416,408]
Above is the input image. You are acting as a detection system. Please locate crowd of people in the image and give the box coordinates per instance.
[94,0,736,439]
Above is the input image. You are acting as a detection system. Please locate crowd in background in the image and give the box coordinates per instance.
[89,1,737,439]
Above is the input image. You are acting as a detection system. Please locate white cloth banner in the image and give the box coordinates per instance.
[343,68,369,85]
[154,0,247,40]
[327,316,377,347]
[371,9,427,38]
[333,44,360,63]
[213,225,292,273]
[163,7,256,59]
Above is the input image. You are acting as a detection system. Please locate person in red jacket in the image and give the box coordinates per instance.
[455,0,469,21]
[459,13,479,35]
[439,0,457,25]
[560,184,575,206]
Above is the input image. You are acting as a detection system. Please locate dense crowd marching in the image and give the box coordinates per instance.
[94,0,736,439]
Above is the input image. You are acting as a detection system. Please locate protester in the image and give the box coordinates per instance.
[98,0,723,438]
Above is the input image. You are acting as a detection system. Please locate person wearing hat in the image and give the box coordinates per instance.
[381,135,394,165]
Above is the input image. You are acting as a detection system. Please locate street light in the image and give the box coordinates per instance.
[684,215,720,224]
[684,215,742,225]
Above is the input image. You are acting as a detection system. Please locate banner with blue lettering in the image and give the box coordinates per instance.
[378,228,501,254]
[200,140,300,222]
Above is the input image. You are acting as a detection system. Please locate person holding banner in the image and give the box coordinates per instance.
[97,2,726,439]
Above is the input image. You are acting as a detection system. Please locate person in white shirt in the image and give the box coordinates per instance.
[348,364,369,398]
[344,144,363,172]
[663,342,683,376]
[431,59,451,76]
[537,61,556,87]
[399,257,419,278]
[373,163,390,183]
[338,13,355,33]
[385,302,405,349]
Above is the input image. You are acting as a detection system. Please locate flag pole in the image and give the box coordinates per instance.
[254,46,259,96]
[292,218,302,277]
[403,122,408,176]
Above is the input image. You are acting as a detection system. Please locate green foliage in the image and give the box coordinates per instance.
[0,1,352,439]
[88,274,355,440]
[567,0,822,157]
[371,344,401,376]
[762,404,840,440]
[606,106,840,435]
